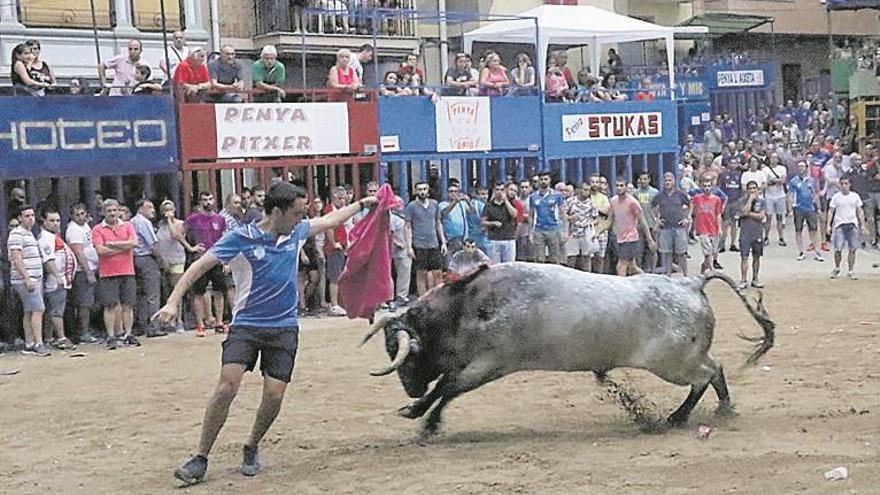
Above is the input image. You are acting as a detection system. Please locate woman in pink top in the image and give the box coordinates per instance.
[479,53,509,96]
[327,48,360,89]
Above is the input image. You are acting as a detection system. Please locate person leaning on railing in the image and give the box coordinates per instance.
[443,53,477,97]
[252,45,286,103]
[10,43,52,96]
[206,45,246,103]
[173,47,210,103]
[327,48,361,90]
[478,52,509,97]
[509,53,535,96]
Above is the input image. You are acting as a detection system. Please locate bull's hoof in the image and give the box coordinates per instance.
[419,422,440,438]
[397,404,423,420]
[666,413,690,428]
[715,404,738,418]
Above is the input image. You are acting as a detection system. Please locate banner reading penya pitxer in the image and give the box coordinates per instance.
[214,103,351,158]
[0,95,178,180]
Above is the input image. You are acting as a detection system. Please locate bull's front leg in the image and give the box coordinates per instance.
[398,376,449,419]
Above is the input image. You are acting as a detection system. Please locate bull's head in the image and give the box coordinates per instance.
[360,312,438,398]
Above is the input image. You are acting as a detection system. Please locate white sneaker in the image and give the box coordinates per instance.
[814,253,825,262]
[329,305,346,317]
[796,252,805,261]
[847,272,859,280]
[830,268,840,279]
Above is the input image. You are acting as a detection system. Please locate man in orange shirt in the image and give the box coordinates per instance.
[92,199,139,350]
[174,47,210,102]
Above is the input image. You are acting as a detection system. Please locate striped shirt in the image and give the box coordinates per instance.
[7,226,44,285]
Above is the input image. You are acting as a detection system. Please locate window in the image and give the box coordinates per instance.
[20,0,113,29]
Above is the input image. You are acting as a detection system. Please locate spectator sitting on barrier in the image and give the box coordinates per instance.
[443,53,477,96]
[379,71,409,96]
[545,62,569,103]
[509,53,535,96]
[601,73,627,102]
[25,40,56,91]
[252,45,286,103]
[206,44,245,103]
[98,39,145,96]
[160,31,190,81]
[479,52,509,97]
[11,44,50,96]
[348,43,374,82]
[173,47,210,102]
[132,65,164,95]
[575,69,606,103]
[553,50,576,88]
[327,48,361,90]
[396,52,424,83]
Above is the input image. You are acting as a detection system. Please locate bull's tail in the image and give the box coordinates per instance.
[701,272,776,365]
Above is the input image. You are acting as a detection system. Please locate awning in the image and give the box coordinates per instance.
[676,12,774,37]
[824,0,880,10]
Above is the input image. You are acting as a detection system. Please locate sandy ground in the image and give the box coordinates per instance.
[2,232,880,495]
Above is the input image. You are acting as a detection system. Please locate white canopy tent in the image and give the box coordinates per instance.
[462,5,707,98]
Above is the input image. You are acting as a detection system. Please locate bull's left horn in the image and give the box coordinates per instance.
[370,331,412,377]
[359,314,397,348]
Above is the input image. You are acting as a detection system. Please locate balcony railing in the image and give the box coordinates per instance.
[254,0,417,37]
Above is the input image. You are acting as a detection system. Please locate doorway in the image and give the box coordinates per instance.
[782,64,802,103]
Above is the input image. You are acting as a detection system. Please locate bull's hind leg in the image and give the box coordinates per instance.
[710,364,735,416]
[667,382,710,427]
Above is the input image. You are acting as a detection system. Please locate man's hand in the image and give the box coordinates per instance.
[86,271,97,284]
[233,81,245,91]
[152,302,179,324]
[191,243,206,254]
[278,88,287,99]
[25,279,36,292]
[440,242,448,256]
[407,248,415,259]
[648,239,658,252]
[222,264,231,275]
[360,196,379,208]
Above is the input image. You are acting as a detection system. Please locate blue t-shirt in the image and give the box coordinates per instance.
[789,175,817,212]
[718,170,742,203]
[210,221,310,328]
[438,200,468,240]
[466,199,488,249]
[529,190,564,231]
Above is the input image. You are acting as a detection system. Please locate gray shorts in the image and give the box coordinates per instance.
[833,223,861,251]
[98,275,136,307]
[13,282,45,312]
[325,250,346,283]
[617,240,641,261]
[658,227,688,254]
[765,196,787,216]
[698,234,718,257]
[72,270,96,308]
[44,288,68,318]
[722,199,742,221]
[793,210,818,233]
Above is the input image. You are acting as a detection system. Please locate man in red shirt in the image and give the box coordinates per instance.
[323,187,352,317]
[174,47,210,102]
[603,180,656,277]
[92,199,139,350]
[692,175,724,274]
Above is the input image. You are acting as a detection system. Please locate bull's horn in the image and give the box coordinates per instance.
[359,314,396,348]
[370,331,412,377]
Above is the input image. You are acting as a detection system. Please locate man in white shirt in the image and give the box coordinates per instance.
[160,31,190,81]
[762,152,788,246]
[827,177,866,280]
[66,203,101,343]
[38,209,77,350]
[740,158,767,193]
[348,43,374,83]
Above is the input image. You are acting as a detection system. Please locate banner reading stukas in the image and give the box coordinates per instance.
[215,103,350,158]
[562,112,662,142]
[435,97,492,153]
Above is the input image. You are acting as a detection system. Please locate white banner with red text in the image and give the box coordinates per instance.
[561,112,663,142]
[215,103,350,158]
[435,97,493,153]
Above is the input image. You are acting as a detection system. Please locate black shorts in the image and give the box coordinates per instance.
[722,199,743,221]
[221,326,299,383]
[192,265,228,295]
[325,250,346,283]
[98,275,136,306]
[414,247,442,271]
[739,235,764,259]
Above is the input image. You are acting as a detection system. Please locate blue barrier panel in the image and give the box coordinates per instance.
[377,95,542,158]
[543,100,679,160]
[678,100,711,142]
[0,96,179,180]
[631,74,708,101]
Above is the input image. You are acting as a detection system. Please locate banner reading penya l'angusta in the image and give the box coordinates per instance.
[214,103,351,158]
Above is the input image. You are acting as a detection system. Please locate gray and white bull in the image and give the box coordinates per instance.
[361,262,775,436]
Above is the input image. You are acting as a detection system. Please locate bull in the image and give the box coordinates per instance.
[361,262,775,436]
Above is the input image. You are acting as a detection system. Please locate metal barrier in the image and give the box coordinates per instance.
[705,62,776,138]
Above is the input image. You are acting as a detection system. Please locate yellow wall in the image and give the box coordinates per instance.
[18,0,180,30]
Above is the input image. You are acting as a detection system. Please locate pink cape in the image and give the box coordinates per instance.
[338,184,399,319]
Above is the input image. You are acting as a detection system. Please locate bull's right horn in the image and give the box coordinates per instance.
[359,314,396,348]
[369,331,411,377]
